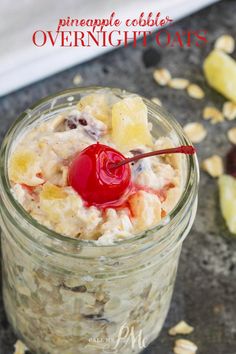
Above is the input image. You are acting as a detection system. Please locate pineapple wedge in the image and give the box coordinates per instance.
[203,50,236,103]
[111,96,153,151]
[218,174,236,234]
[77,93,112,127]
[9,150,43,186]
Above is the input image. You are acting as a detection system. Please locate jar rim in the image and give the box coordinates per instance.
[0,86,199,251]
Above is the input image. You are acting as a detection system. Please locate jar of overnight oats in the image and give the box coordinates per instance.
[0,87,199,354]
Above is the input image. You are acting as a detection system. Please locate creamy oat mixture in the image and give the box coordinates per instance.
[9,91,182,244]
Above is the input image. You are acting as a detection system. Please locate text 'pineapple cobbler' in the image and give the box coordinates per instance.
[9,91,187,244]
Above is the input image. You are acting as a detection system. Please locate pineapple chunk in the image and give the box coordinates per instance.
[9,150,43,186]
[39,184,102,237]
[40,183,68,200]
[77,93,112,127]
[39,184,80,225]
[203,50,236,103]
[218,174,236,234]
[111,96,153,151]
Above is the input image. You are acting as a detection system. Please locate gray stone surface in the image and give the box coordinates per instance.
[0,1,236,353]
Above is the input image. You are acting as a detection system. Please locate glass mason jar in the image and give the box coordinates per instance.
[0,87,199,354]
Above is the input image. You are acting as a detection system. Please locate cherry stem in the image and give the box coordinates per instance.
[111,145,196,169]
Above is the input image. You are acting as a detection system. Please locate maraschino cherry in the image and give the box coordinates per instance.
[68,142,196,207]
[68,143,131,206]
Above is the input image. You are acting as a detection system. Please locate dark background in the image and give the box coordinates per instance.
[0,0,236,353]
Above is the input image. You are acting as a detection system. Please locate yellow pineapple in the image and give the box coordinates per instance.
[218,175,236,234]
[203,50,236,103]
[111,96,153,151]
[77,93,112,127]
[9,150,43,186]
[40,183,68,200]
[39,184,81,225]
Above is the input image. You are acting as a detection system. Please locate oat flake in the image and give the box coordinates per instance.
[153,68,171,86]
[223,101,236,120]
[174,338,198,354]
[168,78,189,90]
[201,155,224,177]
[227,127,236,144]
[14,340,28,354]
[203,106,224,124]
[215,34,235,54]
[183,122,207,143]
[73,74,83,86]
[151,97,162,106]
[187,84,205,99]
[169,320,194,336]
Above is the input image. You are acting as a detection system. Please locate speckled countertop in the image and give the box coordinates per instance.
[0,1,236,353]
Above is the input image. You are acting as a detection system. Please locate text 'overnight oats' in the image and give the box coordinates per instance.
[9,91,191,244]
[0,88,199,354]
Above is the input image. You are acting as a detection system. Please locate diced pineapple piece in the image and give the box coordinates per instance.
[129,191,161,231]
[111,96,153,151]
[39,184,102,237]
[9,150,43,186]
[218,174,236,234]
[40,183,68,200]
[77,93,112,127]
[39,184,80,225]
[203,50,236,103]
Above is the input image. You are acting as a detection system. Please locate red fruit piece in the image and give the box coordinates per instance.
[226,145,236,177]
[68,143,131,206]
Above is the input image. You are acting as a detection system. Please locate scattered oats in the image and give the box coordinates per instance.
[174,339,198,354]
[215,34,235,54]
[187,84,205,99]
[203,106,224,124]
[223,101,236,120]
[151,97,162,106]
[153,68,171,86]
[14,340,28,354]
[201,155,224,177]
[183,122,207,143]
[168,78,190,90]
[169,321,194,336]
[227,127,236,144]
[73,74,83,86]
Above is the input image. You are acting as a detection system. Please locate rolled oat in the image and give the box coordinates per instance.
[151,97,162,106]
[215,34,235,54]
[227,127,236,144]
[13,340,28,354]
[183,122,207,143]
[174,338,198,354]
[153,68,171,86]
[203,106,224,124]
[168,320,194,336]
[223,101,236,120]
[201,155,224,177]
[73,74,83,86]
[187,84,205,99]
[168,78,190,90]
